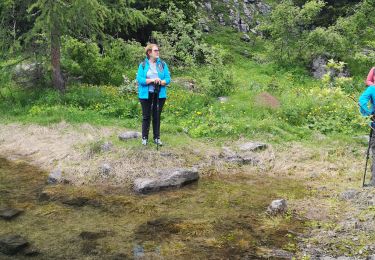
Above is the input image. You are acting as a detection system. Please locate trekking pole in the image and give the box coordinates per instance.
[363,127,373,187]
[155,82,161,151]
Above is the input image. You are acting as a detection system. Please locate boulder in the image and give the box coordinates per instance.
[311,56,350,79]
[118,131,141,141]
[12,62,45,88]
[0,208,23,220]
[267,199,287,215]
[134,169,199,194]
[0,235,29,255]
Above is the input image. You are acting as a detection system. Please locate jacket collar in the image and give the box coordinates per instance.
[145,58,161,64]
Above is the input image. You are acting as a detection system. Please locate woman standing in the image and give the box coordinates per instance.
[136,44,171,146]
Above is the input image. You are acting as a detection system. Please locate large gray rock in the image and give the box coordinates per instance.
[134,169,199,194]
[12,62,45,88]
[311,56,350,79]
[0,235,29,255]
[0,208,23,220]
[118,131,141,141]
[238,142,267,152]
[267,199,288,215]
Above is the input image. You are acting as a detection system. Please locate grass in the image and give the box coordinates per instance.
[0,27,370,146]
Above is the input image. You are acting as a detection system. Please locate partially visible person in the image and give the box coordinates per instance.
[358,85,375,186]
[136,43,171,146]
[366,67,375,86]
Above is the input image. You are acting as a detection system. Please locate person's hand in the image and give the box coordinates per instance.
[153,78,161,85]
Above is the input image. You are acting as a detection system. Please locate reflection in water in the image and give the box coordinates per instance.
[0,157,306,259]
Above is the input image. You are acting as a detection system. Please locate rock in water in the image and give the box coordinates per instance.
[134,169,199,194]
[267,199,287,215]
[0,208,23,220]
[118,131,141,141]
[0,235,29,255]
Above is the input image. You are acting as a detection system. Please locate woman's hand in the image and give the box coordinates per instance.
[153,78,162,85]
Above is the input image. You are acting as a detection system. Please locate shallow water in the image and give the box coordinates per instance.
[0,157,307,259]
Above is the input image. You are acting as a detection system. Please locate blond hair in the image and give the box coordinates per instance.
[145,43,158,58]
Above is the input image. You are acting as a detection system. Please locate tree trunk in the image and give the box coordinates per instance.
[51,23,65,92]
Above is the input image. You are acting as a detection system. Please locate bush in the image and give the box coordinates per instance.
[151,3,223,68]
[205,66,235,97]
[62,37,143,86]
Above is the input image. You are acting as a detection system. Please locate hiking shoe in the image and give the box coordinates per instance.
[142,138,148,146]
[154,138,163,146]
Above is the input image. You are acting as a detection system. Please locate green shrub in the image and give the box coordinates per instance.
[205,66,235,97]
[62,37,143,86]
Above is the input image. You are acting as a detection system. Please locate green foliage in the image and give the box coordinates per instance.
[205,66,235,98]
[152,3,223,68]
[62,37,143,85]
[260,0,326,64]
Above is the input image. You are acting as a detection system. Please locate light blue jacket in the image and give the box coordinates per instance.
[136,58,171,99]
[359,86,375,116]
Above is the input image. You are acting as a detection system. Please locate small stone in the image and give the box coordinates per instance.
[339,189,359,200]
[0,208,23,220]
[0,235,29,255]
[100,141,113,152]
[23,246,40,257]
[267,199,287,215]
[238,142,267,152]
[367,255,375,260]
[79,231,110,240]
[47,169,62,184]
[118,131,141,141]
[62,197,90,207]
[241,33,251,42]
[203,24,210,32]
[100,163,111,176]
[218,96,229,103]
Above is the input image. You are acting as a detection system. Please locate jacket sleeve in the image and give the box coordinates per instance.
[366,67,375,86]
[136,63,147,85]
[163,62,171,85]
[359,86,375,116]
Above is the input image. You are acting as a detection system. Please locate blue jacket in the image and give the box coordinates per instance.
[136,58,171,99]
[359,86,375,116]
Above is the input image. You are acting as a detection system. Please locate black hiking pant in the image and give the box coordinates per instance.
[139,93,166,140]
